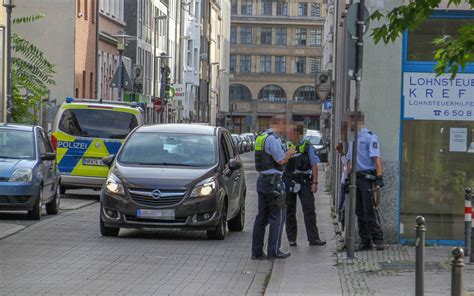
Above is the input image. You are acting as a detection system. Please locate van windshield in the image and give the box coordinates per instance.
[59,109,138,139]
[119,133,217,167]
[304,135,323,146]
[0,129,34,159]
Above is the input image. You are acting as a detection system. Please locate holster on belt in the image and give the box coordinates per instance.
[266,174,286,209]
[356,170,376,181]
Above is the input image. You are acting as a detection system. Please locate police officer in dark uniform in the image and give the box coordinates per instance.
[283,139,326,247]
[347,121,385,251]
[251,127,295,260]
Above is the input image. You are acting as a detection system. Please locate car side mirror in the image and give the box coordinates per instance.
[102,155,116,168]
[41,152,56,161]
[228,159,242,171]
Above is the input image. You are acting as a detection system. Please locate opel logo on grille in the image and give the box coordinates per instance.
[151,189,162,199]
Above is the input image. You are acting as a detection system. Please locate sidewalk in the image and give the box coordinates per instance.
[265,170,342,295]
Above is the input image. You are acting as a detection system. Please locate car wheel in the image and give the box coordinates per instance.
[228,200,245,232]
[207,203,227,240]
[99,206,120,237]
[27,189,42,220]
[46,183,60,215]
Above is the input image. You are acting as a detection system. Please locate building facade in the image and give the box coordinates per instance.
[229,0,326,134]
[0,7,7,123]
[14,0,98,104]
[330,0,474,244]
[97,0,126,101]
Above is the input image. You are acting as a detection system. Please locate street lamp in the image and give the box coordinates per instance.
[111,31,133,101]
[3,0,14,123]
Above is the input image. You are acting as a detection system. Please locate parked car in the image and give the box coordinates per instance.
[51,98,144,194]
[231,134,245,154]
[0,124,61,220]
[303,130,328,162]
[241,134,255,151]
[100,124,246,240]
[241,133,255,150]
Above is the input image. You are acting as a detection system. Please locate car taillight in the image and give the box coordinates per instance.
[51,134,58,151]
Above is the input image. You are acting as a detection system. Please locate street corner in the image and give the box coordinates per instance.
[0,223,25,239]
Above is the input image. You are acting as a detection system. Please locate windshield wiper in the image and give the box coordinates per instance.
[0,156,21,159]
[137,162,199,167]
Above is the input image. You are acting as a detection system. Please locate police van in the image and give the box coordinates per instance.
[51,98,144,193]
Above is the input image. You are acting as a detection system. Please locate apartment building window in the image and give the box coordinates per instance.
[310,28,322,46]
[298,3,308,16]
[89,73,93,99]
[295,57,306,74]
[231,26,237,44]
[310,57,321,73]
[230,84,252,100]
[77,0,81,15]
[231,0,237,14]
[261,0,272,15]
[84,0,88,19]
[275,28,287,45]
[240,27,252,45]
[91,0,95,23]
[294,85,316,101]
[258,85,287,101]
[311,3,320,16]
[260,28,272,45]
[82,71,86,98]
[240,55,252,73]
[275,56,286,73]
[187,40,193,67]
[241,0,252,15]
[260,55,271,73]
[296,28,307,46]
[276,2,288,16]
[230,55,236,73]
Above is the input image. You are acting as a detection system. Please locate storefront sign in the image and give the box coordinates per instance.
[173,84,185,101]
[403,72,474,121]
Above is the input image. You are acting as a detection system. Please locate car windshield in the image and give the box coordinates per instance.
[118,132,217,167]
[304,135,324,146]
[59,108,139,139]
[0,129,35,159]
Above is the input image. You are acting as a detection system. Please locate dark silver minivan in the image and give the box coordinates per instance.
[99,124,246,240]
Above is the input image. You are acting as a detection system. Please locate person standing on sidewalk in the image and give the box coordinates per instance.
[346,114,385,251]
[251,123,295,260]
[283,139,326,247]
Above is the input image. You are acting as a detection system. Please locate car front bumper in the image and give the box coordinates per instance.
[101,190,224,231]
[0,181,40,210]
[61,175,106,189]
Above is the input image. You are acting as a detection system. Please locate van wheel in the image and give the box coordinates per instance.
[99,206,120,237]
[207,203,227,240]
[46,183,60,215]
[28,189,42,220]
[228,200,245,232]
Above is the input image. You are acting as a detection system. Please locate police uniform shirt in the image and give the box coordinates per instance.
[260,130,285,175]
[346,128,381,172]
[294,143,320,174]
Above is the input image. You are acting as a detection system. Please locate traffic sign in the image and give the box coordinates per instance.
[110,62,133,90]
[346,3,370,37]
[153,99,162,113]
[316,89,330,102]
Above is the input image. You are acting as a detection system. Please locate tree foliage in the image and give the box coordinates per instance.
[10,14,55,123]
[371,0,474,78]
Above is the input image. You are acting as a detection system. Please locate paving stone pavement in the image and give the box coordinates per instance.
[0,152,272,296]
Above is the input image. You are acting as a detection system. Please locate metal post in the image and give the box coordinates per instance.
[415,216,426,296]
[451,247,464,296]
[4,1,14,122]
[464,187,472,257]
[117,50,123,101]
[346,0,366,259]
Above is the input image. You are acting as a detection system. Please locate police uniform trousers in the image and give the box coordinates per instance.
[252,174,286,257]
[356,176,384,246]
[284,175,320,243]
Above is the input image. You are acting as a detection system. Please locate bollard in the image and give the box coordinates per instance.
[415,216,426,296]
[464,187,472,257]
[451,247,464,296]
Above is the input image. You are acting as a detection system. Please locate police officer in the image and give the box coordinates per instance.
[283,139,326,247]
[346,117,385,251]
[251,125,295,260]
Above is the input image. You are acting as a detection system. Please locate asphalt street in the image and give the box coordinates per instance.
[0,152,272,296]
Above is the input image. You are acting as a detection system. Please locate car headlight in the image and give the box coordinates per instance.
[106,173,124,195]
[190,177,216,198]
[9,168,33,182]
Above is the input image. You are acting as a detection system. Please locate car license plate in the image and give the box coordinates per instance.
[136,209,175,220]
[83,158,104,166]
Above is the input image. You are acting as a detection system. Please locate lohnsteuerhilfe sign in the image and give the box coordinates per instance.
[403,72,474,121]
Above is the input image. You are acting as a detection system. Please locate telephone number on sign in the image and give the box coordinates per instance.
[433,110,473,117]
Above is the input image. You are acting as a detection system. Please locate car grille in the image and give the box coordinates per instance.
[128,189,186,207]
[125,216,187,224]
[0,195,30,204]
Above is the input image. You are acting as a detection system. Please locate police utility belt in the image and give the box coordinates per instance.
[287,171,312,193]
[260,173,286,209]
[356,170,377,181]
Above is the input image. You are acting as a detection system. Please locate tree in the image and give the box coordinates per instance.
[10,14,55,123]
[371,0,474,78]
